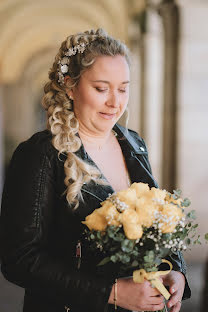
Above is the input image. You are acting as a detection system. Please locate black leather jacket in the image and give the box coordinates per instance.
[0,124,190,312]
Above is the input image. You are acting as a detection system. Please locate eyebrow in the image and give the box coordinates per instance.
[91,80,130,84]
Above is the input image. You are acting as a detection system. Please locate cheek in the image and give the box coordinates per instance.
[121,94,129,109]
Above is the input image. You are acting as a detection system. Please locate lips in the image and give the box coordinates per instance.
[99,112,117,120]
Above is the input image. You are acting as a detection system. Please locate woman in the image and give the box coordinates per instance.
[0,28,190,312]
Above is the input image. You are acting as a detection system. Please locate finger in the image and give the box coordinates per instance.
[147,284,163,296]
[148,295,164,305]
[170,301,182,312]
[149,289,162,297]
[169,284,177,294]
[151,302,165,311]
[167,291,181,308]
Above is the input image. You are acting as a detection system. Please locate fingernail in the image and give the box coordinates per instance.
[172,288,175,293]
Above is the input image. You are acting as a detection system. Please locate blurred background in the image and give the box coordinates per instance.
[0,0,207,311]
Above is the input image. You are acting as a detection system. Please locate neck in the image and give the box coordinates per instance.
[78,125,115,150]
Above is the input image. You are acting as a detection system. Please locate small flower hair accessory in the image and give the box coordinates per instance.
[58,40,95,85]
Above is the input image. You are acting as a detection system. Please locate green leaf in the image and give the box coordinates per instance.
[144,250,155,263]
[173,189,182,198]
[97,231,102,239]
[182,198,191,207]
[132,260,139,267]
[110,255,118,263]
[121,239,134,253]
[121,254,130,264]
[187,210,196,220]
[162,233,171,240]
[205,233,208,241]
[97,257,111,266]
[90,233,95,239]
[185,238,191,245]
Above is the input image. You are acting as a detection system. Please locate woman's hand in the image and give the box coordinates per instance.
[161,271,185,312]
[108,277,165,311]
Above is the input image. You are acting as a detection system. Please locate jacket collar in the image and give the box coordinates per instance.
[113,124,148,155]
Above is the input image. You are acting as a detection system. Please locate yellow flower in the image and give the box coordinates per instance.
[116,188,137,210]
[120,209,143,239]
[130,182,150,198]
[82,201,121,231]
[159,204,184,233]
[99,201,121,227]
[149,187,167,201]
[135,198,158,227]
[82,210,107,231]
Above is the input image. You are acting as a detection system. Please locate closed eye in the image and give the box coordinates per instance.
[95,87,108,92]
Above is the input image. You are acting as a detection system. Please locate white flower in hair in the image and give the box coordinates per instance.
[65,47,76,57]
[61,57,70,65]
[77,42,86,53]
[61,64,68,74]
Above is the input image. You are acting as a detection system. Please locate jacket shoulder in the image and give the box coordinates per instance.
[14,130,55,158]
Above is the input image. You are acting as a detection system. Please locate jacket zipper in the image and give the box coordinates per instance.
[76,240,82,269]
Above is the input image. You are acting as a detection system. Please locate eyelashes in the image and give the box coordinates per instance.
[95,87,127,93]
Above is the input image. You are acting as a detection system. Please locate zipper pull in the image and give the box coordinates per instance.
[76,240,81,269]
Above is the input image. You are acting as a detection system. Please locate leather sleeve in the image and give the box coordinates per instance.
[0,140,113,311]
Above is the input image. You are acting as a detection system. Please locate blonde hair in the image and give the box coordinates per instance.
[42,28,130,209]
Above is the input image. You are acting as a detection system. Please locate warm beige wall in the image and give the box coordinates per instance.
[0,0,129,84]
[0,0,132,148]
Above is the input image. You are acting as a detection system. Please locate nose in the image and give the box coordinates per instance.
[106,91,119,108]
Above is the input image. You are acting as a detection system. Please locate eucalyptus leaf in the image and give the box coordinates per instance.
[182,198,191,207]
[185,238,191,245]
[97,257,111,266]
[173,189,182,198]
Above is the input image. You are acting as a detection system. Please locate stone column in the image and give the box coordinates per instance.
[138,11,147,138]
[158,0,180,191]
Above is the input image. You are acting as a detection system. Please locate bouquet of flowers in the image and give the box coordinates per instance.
[82,182,205,311]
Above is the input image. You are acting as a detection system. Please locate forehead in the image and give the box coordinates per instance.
[81,55,130,82]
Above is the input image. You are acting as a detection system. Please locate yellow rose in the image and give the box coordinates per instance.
[116,188,137,210]
[159,204,184,233]
[135,198,158,227]
[130,182,150,198]
[99,201,121,227]
[82,210,107,231]
[120,208,140,224]
[149,187,167,201]
[123,223,143,240]
[120,209,143,240]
